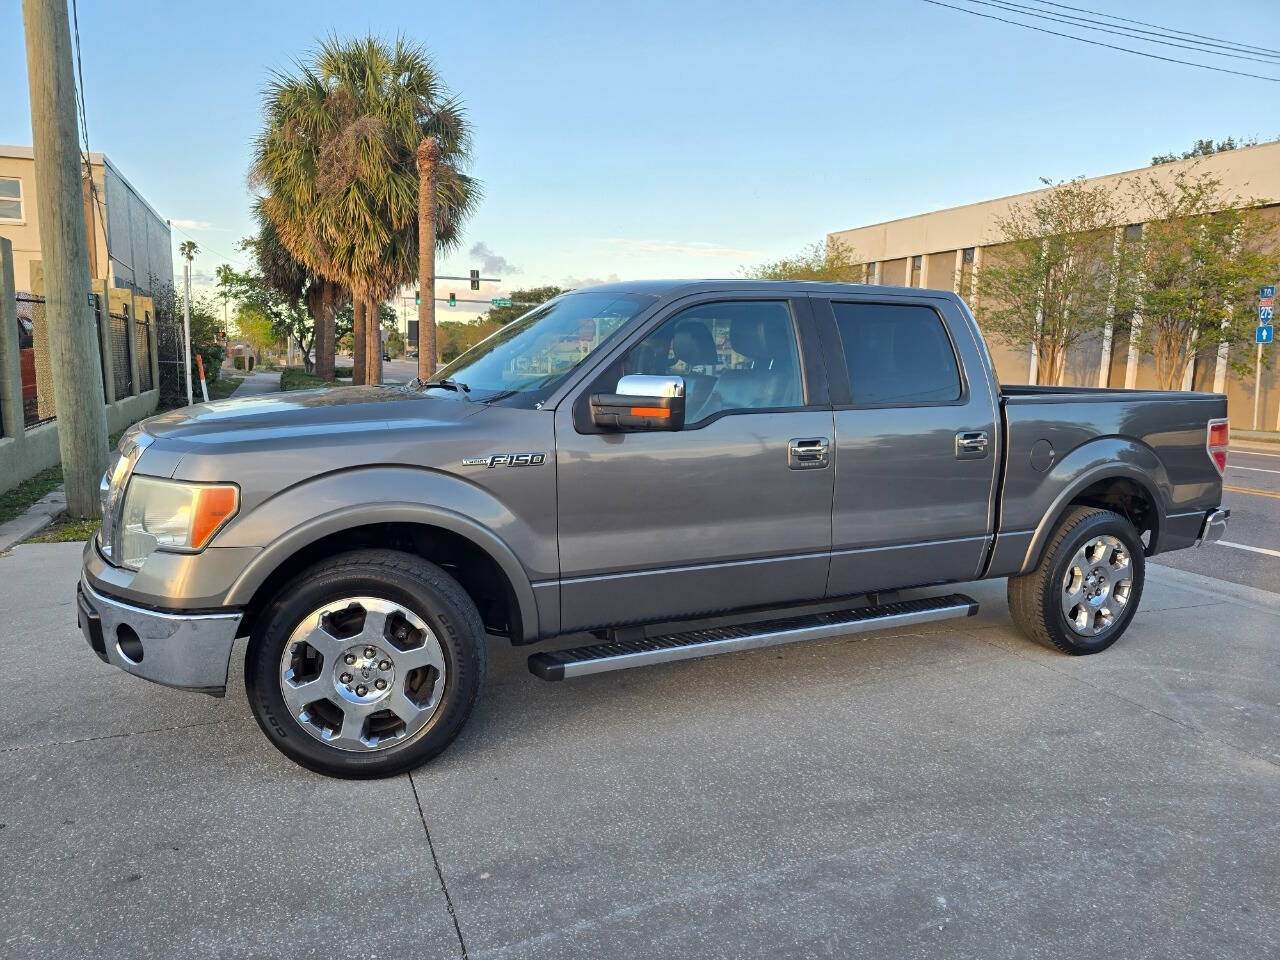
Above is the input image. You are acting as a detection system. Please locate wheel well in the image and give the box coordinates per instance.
[1065,477,1159,553]
[238,523,523,644]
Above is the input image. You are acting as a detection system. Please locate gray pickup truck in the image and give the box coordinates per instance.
[78,280,1231,777]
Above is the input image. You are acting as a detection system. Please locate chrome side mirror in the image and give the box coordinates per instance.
[590,375,686,431]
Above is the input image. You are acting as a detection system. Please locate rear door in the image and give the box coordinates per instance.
[554,294,835,632]
[813,294,999,596]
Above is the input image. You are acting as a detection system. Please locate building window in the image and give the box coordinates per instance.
[962,247,975,264]
[864,262,878,284]
[909,255,923,287]
[0,177,22,222]
[1124,223,1143,242]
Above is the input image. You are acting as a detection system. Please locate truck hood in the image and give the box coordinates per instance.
[141,385,483,440]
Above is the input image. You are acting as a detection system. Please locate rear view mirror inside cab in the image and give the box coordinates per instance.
[590,374,686,431]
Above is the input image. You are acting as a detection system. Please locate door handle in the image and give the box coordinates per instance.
[789,437,830,470]
[955,431,989,460]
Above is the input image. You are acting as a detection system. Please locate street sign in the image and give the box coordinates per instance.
[1258,325,1274,344]
[491,297,512,307]
[1261,285,1276,300]
[1261,305,1275,322]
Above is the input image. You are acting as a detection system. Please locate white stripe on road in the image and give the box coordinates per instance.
[1214,540,1280,559]
[1228,465,1280,475]
[1230,448,1280,459]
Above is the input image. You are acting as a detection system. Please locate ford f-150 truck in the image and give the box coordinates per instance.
[78,280,1231,777]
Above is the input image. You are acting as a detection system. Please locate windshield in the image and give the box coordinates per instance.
[426,291,654,405]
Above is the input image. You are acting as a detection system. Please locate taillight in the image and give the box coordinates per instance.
[1207,418,1229,475]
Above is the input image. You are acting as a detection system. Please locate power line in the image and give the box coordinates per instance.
[918,0,1280,83]
[1029,0,1280,58]
[966,0,1280,65]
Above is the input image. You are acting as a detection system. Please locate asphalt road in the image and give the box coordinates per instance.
[3,543,1277,960]
[1152,444,1280,594]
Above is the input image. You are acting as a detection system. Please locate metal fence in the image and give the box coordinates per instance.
[135,308,154,393]
[108,304,133,400]
[15,292,53,428]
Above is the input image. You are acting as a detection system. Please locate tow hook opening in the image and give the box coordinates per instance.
[115,624,144,664]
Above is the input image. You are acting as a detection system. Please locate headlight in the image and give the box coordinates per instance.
[118,477,239,571]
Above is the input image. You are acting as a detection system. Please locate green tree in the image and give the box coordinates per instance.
[1117,169,1280,390]
[975,178,1122,385]
[251,34,480,385]
[481,285,563,326]
[743,239,860,282]
[1151,137,1259,166]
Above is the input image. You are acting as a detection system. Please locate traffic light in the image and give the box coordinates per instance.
[448,292,456,307]
[469,269,479,290]
[414,291,420,305]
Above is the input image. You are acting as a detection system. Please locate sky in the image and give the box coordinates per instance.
[2,0,1278,322]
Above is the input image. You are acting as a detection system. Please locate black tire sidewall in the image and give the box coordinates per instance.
[1044,513,1145,654]
[245,554,483,778]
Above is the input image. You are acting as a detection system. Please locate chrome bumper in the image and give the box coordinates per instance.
[1196,507,1230,546]
[77,577,243,696]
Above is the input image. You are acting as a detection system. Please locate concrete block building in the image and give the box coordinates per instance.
[1,146,169,490]
[828,140,1280,430]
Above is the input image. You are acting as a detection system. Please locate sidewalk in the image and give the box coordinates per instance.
[1,543,1276,960]
[228,370,282,397]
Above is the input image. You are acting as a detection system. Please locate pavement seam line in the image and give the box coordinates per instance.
[0,715,255,754]
[409,770,470,960]
[976,636,1280,771]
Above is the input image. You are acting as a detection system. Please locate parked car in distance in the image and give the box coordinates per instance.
[78,280,1230,777]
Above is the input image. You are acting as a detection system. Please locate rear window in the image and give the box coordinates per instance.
[831,302,962,406]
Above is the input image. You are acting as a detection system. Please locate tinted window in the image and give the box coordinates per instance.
[619,301,803,424]
[831,302,961,406]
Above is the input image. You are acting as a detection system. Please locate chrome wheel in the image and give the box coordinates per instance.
[1060,535,1132,637]
[278,597,447,752]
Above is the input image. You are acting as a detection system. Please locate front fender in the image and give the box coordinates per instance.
[219,467,546,642]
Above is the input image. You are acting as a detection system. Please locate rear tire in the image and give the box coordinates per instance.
[245,549,486,778]
[1008,507,1145,655]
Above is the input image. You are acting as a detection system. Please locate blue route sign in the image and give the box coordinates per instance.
[1258,325,1274,345]
[1261,285,1276,300]
[1261,305,1275,322]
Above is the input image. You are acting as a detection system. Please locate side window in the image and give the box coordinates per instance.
[831,302,961,406]
[618,301,803,424]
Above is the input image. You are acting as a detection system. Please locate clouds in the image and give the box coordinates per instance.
[562,273,621,289]
[596,238,763,260]
[469,242,519,276]
[169,218,219,231]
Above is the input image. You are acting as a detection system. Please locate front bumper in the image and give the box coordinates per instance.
[1196,507,1230,546]
[77,578,243,696]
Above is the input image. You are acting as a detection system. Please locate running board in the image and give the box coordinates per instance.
[528,593,978,681]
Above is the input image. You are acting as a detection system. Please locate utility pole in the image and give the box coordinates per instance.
[179,241,196,405]
[22,0,108,517]
[416,136,440,380]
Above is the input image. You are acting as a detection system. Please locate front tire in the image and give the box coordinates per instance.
[1008,507,1145,655]
[245,549,486,778]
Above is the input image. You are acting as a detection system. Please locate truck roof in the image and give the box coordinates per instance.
[574,279,963,300]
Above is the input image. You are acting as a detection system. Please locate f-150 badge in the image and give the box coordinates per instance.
[462,453,547,468]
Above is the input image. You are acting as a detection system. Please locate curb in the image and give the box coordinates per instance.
[1148,562,1280,615]
[0,485,66,554]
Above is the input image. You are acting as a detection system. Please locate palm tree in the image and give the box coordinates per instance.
[178,240,199,402]
[252,34,479,384]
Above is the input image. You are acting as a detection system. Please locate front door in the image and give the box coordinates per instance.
[554,296,835,632]
[815,296,1000,597]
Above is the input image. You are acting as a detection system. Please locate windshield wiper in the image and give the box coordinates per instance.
[416,377,471,397]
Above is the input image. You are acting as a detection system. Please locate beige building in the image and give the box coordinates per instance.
[0,144,174,296]
[1,147,168,491]
[828,140,1280,430]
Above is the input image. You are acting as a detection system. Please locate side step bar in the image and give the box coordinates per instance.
[528,593,978,681]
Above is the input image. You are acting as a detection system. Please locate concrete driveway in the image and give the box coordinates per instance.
[2,543,1277,959]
